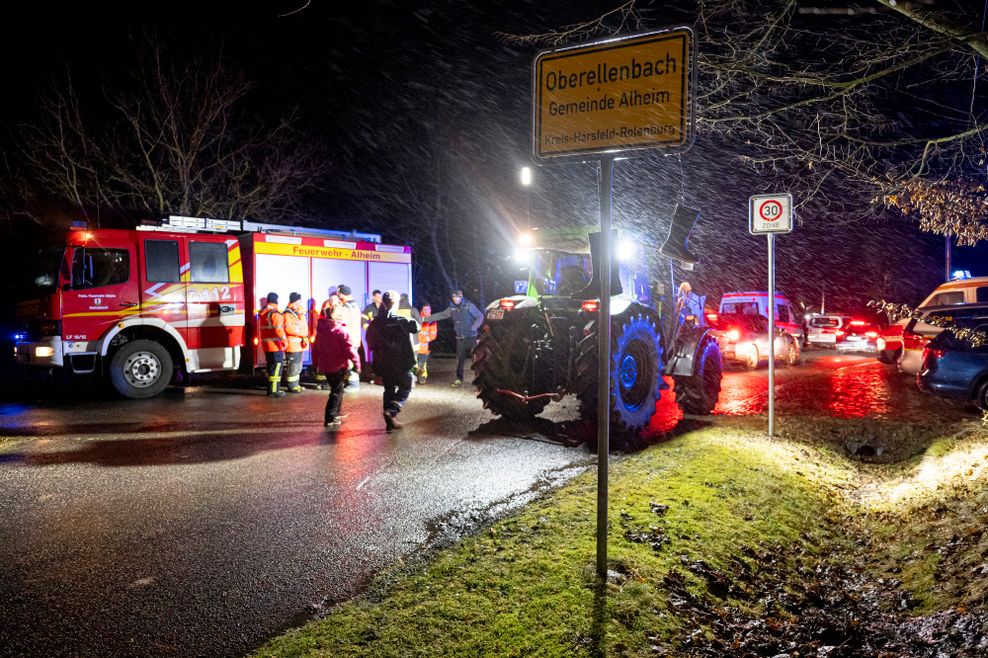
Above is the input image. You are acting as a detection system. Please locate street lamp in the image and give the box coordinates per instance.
[520,166,533,230]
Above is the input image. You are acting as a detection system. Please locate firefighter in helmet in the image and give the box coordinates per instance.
[259,292,288,397]
[283,292,308,393]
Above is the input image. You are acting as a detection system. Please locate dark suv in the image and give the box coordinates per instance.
[917,307,988,410]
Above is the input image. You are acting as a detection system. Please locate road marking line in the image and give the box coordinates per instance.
[356,476,372,490]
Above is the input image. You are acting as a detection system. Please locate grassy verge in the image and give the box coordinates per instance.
[857,431,988,614]
[253,427,858,657]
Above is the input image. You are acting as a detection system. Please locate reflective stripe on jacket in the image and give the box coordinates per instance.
[284,304,308,353]
[417,322,437,354]
[259,304,287,353]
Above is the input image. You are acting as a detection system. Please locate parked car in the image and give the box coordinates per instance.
[718,291,805,345]
[835,320,879,354]
[917,313,988,410]
[805,313,852,348]
[878,276,988,365]
[898,303,988,376]
[709,313,801,370]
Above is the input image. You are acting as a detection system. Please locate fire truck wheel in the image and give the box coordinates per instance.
[674,337,722,416]
[472,323,549,419]
[109,339,174,399]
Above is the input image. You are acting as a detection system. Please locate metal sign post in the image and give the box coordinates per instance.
[533,27,696,581]
[596,157,613,578]
[749,193,794,438]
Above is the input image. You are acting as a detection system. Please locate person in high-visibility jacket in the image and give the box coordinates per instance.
[415,303,437,385]
[259,292,287,397]
[283,292,308,393]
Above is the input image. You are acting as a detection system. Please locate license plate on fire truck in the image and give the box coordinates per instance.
[486,309,505,320]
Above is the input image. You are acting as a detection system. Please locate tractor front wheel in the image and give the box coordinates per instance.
[673,337,722,415]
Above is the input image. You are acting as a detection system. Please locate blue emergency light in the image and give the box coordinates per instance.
[951,270,972,280]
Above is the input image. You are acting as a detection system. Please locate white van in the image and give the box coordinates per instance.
[717,291,804,344]
[918,276,988,307]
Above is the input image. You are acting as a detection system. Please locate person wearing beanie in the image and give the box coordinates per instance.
[283,292,308,393]
[259,292,287,397]
[314,304,361,430]
[365,290,420,431]
[335,284,363,387]
[428,289,484,387]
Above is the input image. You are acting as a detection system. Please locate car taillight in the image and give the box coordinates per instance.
[252,336,259,346]
[835,330,845,337]
[499,299,516,311]
[726,329,741,342]
[706,312,718,323]
[865,331,878,338]
[902,330,926,350]
[922,347,945,362]
[876,337,886,350]
[581,300,600,313]
[849,320,867,326]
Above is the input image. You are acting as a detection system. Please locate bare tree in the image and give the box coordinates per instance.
[502,0,988,242]
[20,43,322,224]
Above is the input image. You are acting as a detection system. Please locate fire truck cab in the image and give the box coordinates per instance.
[15,216,412,398]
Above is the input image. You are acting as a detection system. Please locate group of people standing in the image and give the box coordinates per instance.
[257,286,485,433]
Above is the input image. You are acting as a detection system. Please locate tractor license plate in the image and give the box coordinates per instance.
[486,309,505,320]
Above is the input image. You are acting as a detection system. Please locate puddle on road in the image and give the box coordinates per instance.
[647,356,974,441]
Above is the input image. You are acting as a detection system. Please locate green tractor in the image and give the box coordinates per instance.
[471,227,722,450]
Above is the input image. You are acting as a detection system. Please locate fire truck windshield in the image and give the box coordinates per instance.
[30,248,66,294]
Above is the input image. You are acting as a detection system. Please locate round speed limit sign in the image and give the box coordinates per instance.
[749,194,793,234]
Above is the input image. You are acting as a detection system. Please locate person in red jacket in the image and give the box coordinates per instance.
[314,305,361,430]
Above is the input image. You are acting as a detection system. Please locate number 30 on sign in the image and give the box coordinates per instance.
[749,193,793,234]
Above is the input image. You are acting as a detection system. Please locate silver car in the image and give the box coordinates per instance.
[710,313,801,370]
[898,304,988,375]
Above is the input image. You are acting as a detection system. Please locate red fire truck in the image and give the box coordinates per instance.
[14,216,413,398]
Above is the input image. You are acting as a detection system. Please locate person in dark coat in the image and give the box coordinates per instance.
[314,305,361,430]
[364,290,419,431]
[428,289,484,387]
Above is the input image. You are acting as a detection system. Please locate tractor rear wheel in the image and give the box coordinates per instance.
[673,336,722,415]
[472,323,549,419]
[576,310,663,450]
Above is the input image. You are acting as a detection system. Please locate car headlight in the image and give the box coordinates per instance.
[35,346,55,358]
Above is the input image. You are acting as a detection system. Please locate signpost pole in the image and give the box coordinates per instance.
[596,155,613,580]
[767,233,776,438]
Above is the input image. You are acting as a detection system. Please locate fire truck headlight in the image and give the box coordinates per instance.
[35,346,56,358]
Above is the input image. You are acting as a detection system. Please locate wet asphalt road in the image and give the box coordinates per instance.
[0,352,978,658]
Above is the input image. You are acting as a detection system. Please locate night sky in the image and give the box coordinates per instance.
[1,1,985,322]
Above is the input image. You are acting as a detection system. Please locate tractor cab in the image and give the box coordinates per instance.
[514,230,654,308]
